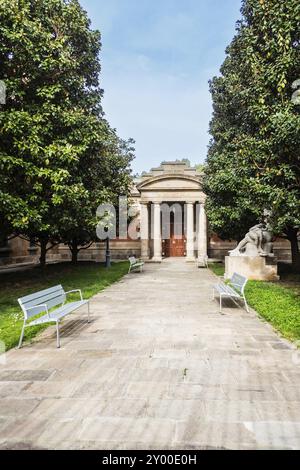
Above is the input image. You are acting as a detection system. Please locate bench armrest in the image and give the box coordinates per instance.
[65,289,83,301]
[25,304,50,318]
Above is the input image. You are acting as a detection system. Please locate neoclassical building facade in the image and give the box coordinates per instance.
[132,161,208,264]
[0,161,291,267]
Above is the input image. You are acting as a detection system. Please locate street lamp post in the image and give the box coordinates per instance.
[105,236,111,268]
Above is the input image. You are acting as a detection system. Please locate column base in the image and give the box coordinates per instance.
[185,256,196,263]
[197,255,208,267]
[151,256,162,263]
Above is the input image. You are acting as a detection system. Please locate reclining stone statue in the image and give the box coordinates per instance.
[229,223,274,257]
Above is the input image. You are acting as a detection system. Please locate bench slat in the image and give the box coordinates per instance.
[27,300,88,326]
[18,285,65,318]
[214,284,240,297]
[231,273,247,294]
[19,285,64,304]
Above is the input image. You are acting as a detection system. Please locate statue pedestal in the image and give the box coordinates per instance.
[225,256,279,281]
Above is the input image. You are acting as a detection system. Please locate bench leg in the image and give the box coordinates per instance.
[244,296,250,313]
[56,321,60,349]
[18,321,26,349]
[219,294,222,313]
[87,302,90,323]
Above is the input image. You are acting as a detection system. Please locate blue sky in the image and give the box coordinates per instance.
[80,0,242,174]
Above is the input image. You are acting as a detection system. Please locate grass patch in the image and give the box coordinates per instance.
[0,261,128,351]
[209,262,300,342]
[208,262,225,277]
[246,281,300,342]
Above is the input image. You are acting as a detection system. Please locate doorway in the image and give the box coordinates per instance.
[162,210,186,257]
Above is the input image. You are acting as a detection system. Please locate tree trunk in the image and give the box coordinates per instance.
[39,240,47,267]
[287,228,300,271]
[70,240,79,265]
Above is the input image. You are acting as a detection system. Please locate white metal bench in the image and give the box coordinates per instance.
[128,256,144,273]
[18,285,90,349]
[213,272,249,313]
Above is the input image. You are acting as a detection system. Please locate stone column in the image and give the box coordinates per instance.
[197,202,208,267]
[186,202,195,261]
[152,202,162,262]
[140,202,150,260]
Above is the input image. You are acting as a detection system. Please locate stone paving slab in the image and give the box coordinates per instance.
[0,258,299,449]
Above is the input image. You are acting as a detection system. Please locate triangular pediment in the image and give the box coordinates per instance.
[133,161,205,202]
[137,175,202,191]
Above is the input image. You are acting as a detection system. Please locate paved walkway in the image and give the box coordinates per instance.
[0,259,300,450]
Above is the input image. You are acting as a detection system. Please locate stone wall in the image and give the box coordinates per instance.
[0,237,38,267]
[209,234,292,263]
[0,234,292,267]
[57,240,141,263]
[208,235,236,261]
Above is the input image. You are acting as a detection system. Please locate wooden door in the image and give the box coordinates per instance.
[162,209,185,257]
[163,237,186,257]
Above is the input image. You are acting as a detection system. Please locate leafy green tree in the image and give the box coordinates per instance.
[59,129,134,264]
[205,0,300,267]
[0,0,134,265]
[195,163,205,174]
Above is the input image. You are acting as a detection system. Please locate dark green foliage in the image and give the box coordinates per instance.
[205,0,300,267]
[0,0,134,265]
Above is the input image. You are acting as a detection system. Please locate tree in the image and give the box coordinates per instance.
[58,128,134,264]
[195,163,205,173]
[0,0,134,265]
[205,0,300,268]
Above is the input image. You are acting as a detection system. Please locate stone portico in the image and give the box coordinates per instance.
[133,161,208,265]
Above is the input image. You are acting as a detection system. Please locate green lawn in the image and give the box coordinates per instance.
[0,261,129,351]
[209,262,300,342]
[208,262,225,277]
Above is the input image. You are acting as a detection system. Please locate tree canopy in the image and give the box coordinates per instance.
[204,0,300,267]
[0,0,134,265]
